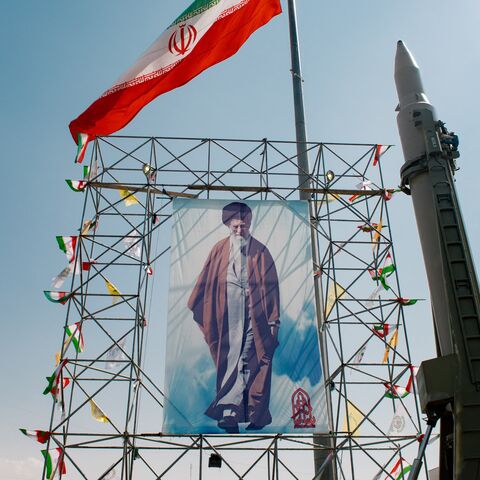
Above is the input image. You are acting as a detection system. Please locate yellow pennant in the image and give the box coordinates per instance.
[382,328,399,363]
[343,401,363,436]
[89,399,109,423]
[372,219,383,254]
[325,282,346,318]
[119,189,139,207]
[316,193,340,208]
[105,278,121,304]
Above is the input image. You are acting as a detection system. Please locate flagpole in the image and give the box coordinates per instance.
[286,1,336,479]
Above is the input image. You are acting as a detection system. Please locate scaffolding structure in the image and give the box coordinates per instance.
[41,136,428,479]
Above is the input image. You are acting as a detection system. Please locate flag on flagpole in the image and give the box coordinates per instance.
[119,189,140,207]
[89,399,109,423]
[65,179,88,192]
[105,278,122,304]
[69,0,282,140]
[343,401,364,436]
[56,236,78,264]
[41,447,66,479]
[43,291,71,305]
[382,328,399,363]
[65,322,84,353]
[19,429,51,444]
[325,281,345,318]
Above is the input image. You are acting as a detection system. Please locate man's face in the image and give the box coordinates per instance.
[228,218,251,238]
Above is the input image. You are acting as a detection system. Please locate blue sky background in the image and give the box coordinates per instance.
[1,0,480,478]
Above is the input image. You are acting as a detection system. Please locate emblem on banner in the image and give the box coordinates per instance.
[291,387,316,428]
[168,24,198,56]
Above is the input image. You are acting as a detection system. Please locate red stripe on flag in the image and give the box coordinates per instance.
[69,0,282,140]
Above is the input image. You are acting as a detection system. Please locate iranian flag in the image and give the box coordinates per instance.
[388,457,412,480]
[19,429,51,444]
[56,236,78,264]
[369,252,395,290]
[43,291,71,305]
[65,179,88,192]
[41,448,66,479]
[65,322,84,353]
[69,0,282,142]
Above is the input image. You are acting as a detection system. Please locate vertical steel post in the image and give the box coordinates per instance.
[286,1,335,479]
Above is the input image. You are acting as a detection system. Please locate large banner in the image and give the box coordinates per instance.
[163,199,328,434]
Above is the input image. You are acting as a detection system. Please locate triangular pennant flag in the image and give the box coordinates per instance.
[352,344,367,365]
[65,179,87,192]
[394,297,418,306]
[384,366,417,399]
[372,219,383,254]
[105,338,128,369]
[56,236,78,264]
[41,447,66,479]
[105,278,121,304]
[43,360,68,397]
[366,285,384,308]
[372,144,387,166]
[119,189,140,207]
[124,230,141,258]
[388,457,412,480]
[43,291,71,305]
[357,223,378,233]
[325,281,345,318]
[65,322,84,353]
[387,403,409,436]
[372,323,390,338]
[89,399,109,423]
[81,217,98,236]
[369,252,395,290]
[382,328,399,363]
[51,266,71,289]
[349,180,372,202]
[343,401,363,437]
[19,429,51,444]
[74,132,90,164]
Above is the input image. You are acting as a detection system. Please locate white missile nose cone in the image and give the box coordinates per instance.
[395,40,419,71]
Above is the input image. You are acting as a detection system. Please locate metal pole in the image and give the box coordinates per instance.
[286,2,335,479]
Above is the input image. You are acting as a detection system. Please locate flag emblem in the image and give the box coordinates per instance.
[168,24,198,55]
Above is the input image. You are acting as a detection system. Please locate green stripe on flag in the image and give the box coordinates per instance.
[41,450,53,479]
[396,465,412,480]
[172,0,220,25]
[56,236,67,253]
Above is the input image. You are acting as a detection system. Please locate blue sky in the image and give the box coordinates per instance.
[1,0,480,478]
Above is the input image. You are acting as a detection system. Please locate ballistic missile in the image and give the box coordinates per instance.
[394,41,456,356]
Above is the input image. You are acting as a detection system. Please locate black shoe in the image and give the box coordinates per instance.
[218,415,239,433]
[245,423,264,431]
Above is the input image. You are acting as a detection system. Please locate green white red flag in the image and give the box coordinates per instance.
[65,322,84,353]
[43,360,68,400]
[384,366,418,399]
[372,144,387,167]
[369,252,395,290]
[41,447,66,479]
[349,180,372,202]
[69,0,281,142]
[43,291,71,305]
[394,297,418,306]
[65,179,88,192]
[56,236,78,264]
[19,429,51,444]
[387,457,411,480]
[372,323,390,338]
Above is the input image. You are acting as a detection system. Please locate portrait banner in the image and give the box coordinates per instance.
[163,199,328,434]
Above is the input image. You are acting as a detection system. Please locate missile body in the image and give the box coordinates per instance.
[394,41,454,356]
[395,41,480,480]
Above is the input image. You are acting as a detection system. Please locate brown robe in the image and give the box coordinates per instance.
[188,236,280,425]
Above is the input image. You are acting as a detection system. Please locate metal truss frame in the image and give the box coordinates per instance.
[40,136,429,479]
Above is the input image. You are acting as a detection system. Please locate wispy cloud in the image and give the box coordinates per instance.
[0,457,42,480]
